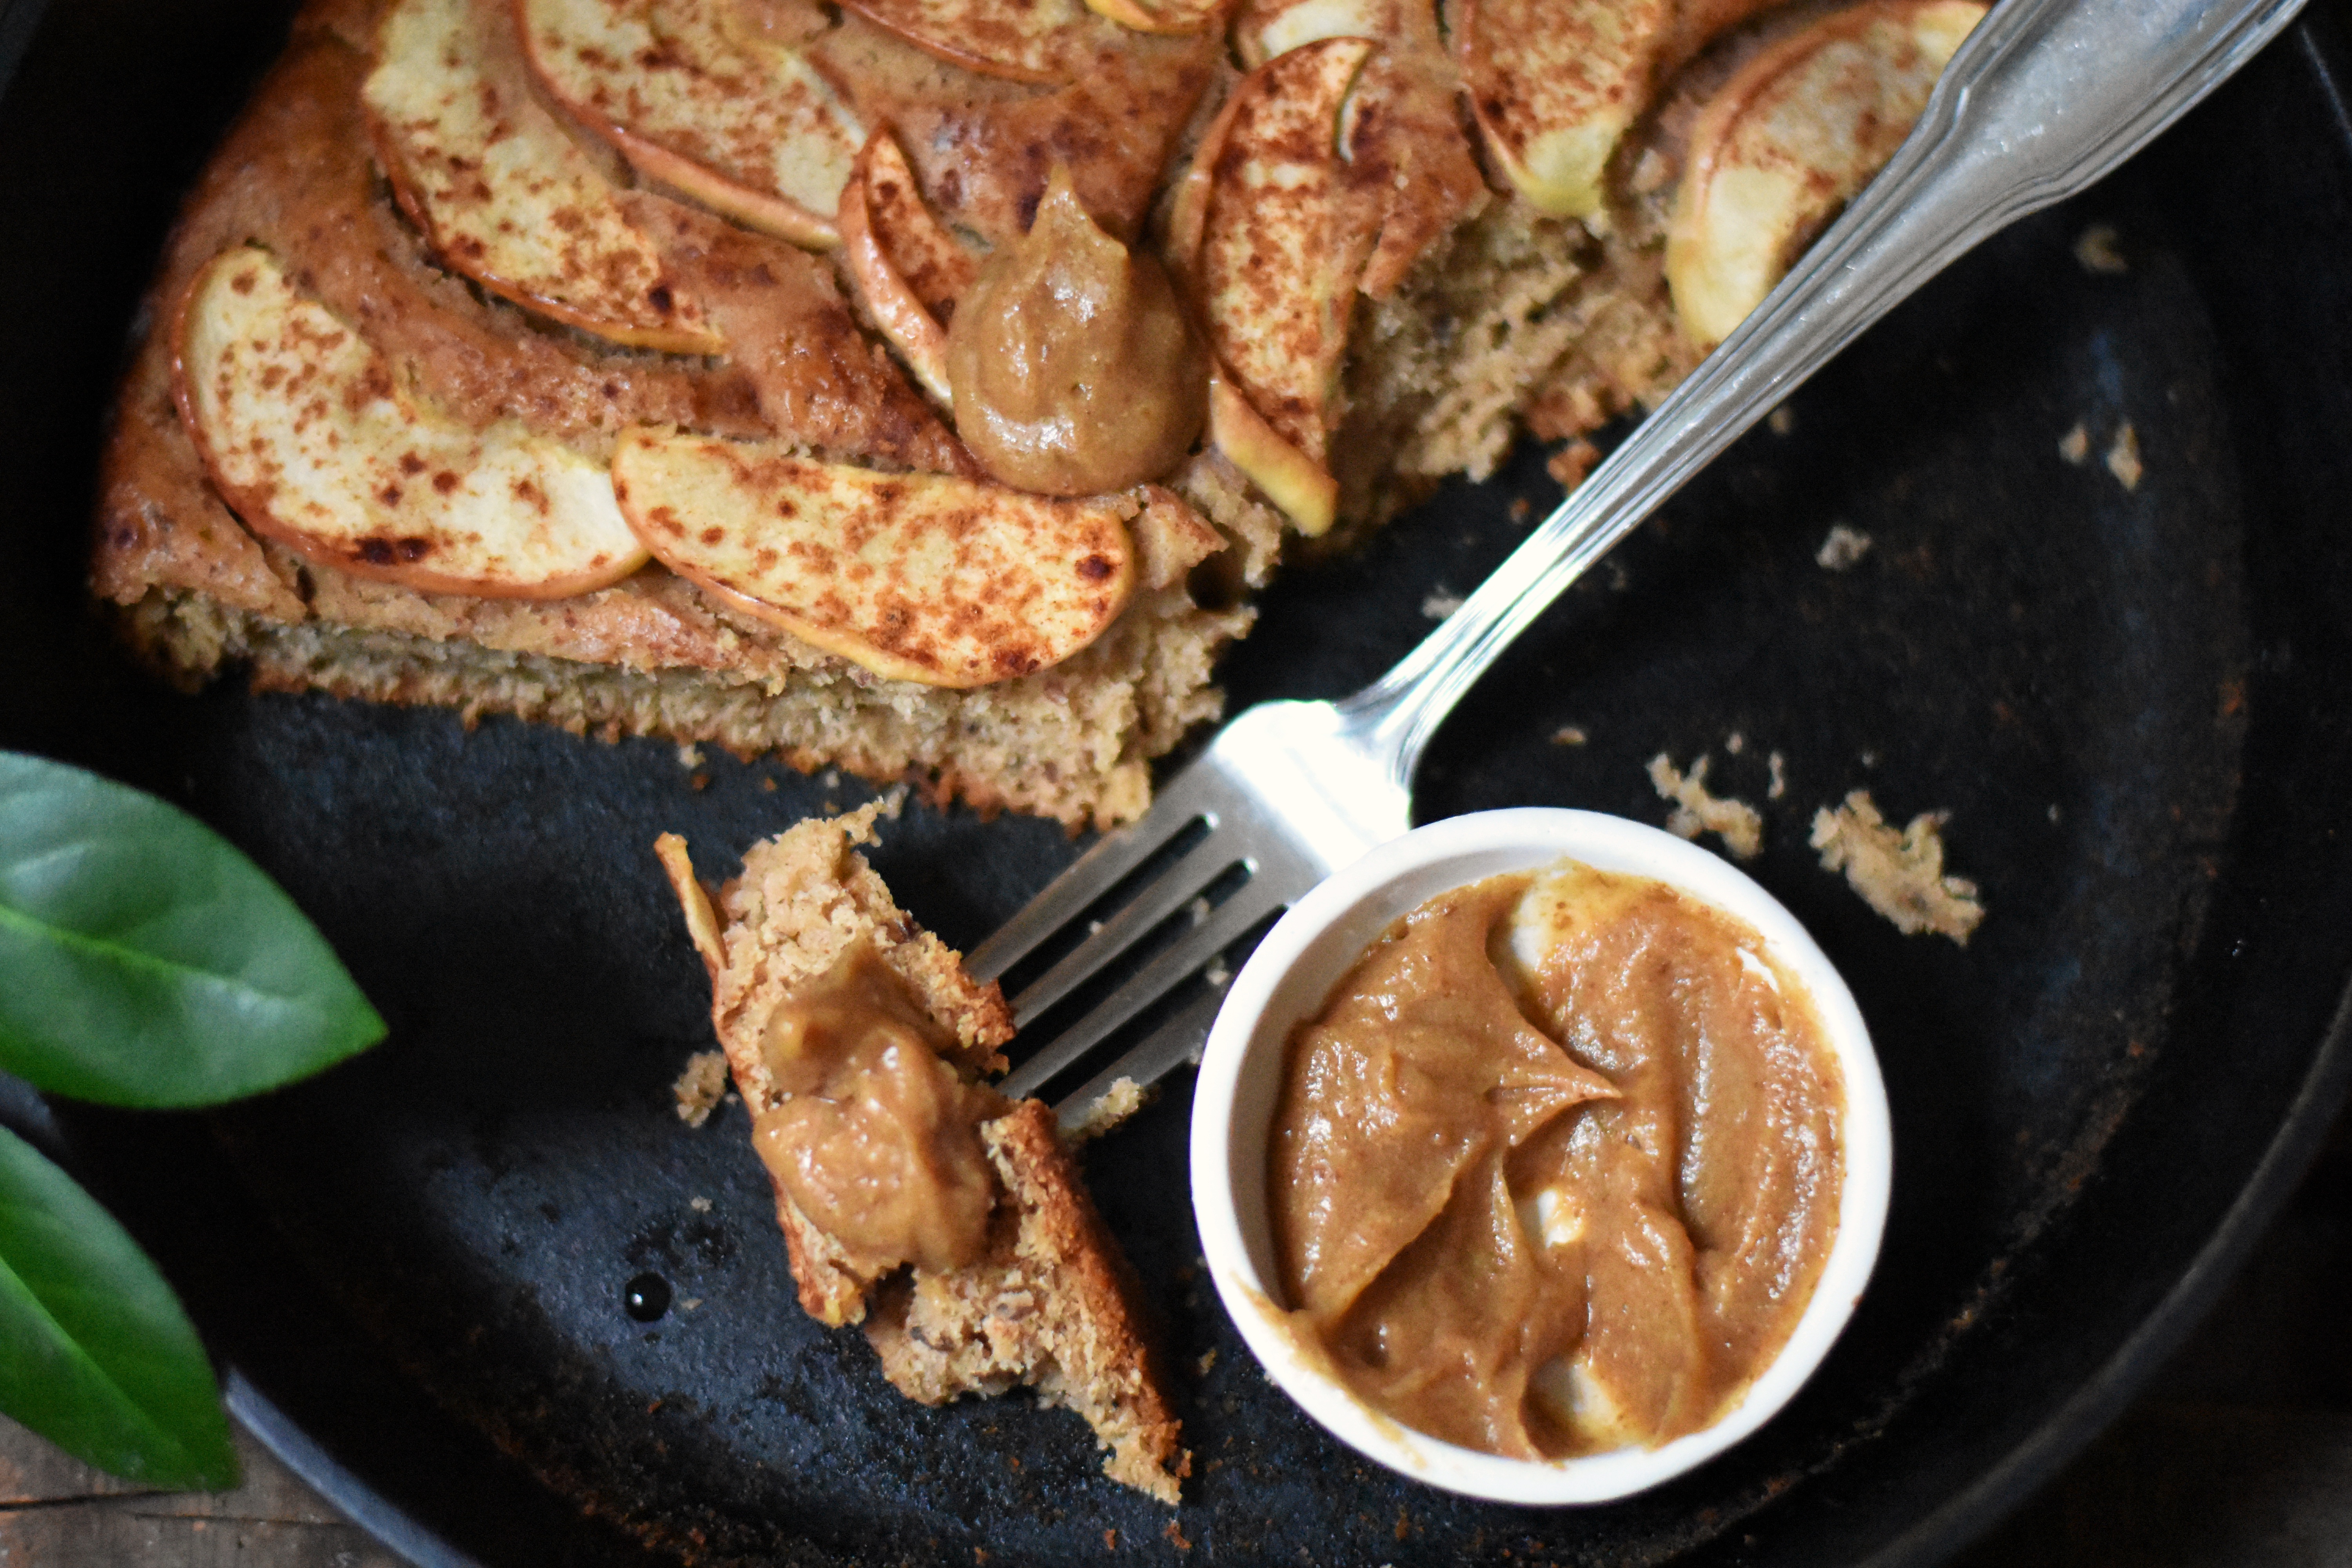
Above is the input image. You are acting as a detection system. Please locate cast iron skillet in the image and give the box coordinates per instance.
[5,0,2352,1562]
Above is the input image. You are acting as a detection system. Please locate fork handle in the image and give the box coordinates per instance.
[1336,0,2305,775]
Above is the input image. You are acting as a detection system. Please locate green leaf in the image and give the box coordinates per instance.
[0,1126,238,1488]
[0,753,386,1107]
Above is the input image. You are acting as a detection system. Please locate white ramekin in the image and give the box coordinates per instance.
[1189,807,1892,1504]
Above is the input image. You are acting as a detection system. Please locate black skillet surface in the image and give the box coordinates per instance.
[7,0,2352,1562]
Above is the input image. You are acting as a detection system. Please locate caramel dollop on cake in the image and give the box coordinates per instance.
[946,169,1209,495]
[657,808,1189,1501]
[751,936,1009,1276]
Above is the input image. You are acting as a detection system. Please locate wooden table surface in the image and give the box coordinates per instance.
[5,1112,2346,1567]
[0,1419,397,1566]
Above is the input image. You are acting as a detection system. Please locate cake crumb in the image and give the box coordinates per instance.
[759,776,779,793]
[672,1051,729,1127]
[1204,957,1233,989]
[1546,438,1602,488]
[1816,524,1873,571]
[1551,725,1588,746]
[1767,405,1797,436]
[1196,1349,1218,1376]
[679,1297,702,1311]
[2106,423,2143,490]
[2074,223,2129,275]
[1647,755,1763,860]
[878,782,910,818]
[676,743,705,769]
[1421,586,1464,620]
[1768,751,1788,800]
[1810,790,1985,944]
[1725,731,1745,755]
[1103,1530,1118,1550]
[1067,1077,1150,1145]
[1165,1521,1192,1552]
[1187,896,1212,927]
[1509,496,1532,522]
[690,1196,712,1212]
[2058,422,2091,464]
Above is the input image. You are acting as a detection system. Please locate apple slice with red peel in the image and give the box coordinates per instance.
[517,0,860,248]
[836,129,978,407]
[611,430,1137,686]
[365,0,721,352]
[1668,0,1985,346]
[175,248,646,598]
[1460,0,1779,219]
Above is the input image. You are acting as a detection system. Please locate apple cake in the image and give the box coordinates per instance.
[655,803,1188,1500]
[93,0,1983,827]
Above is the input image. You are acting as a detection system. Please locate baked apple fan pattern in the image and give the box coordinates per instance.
[109,0,1981,826]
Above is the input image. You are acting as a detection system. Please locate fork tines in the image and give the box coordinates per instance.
[980,769,1307,1107]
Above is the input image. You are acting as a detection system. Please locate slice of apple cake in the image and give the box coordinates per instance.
[94,0,1982,826]
[655,803,1188,1501]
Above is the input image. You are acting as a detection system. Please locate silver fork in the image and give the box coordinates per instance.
[974,0,2306,1123]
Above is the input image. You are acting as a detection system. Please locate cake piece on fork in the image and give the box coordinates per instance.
[657,802,1187,1501]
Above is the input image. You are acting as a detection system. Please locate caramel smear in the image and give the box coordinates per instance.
[946,167,1207,495]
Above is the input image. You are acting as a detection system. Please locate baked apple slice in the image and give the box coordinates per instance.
[610,430,1136,686]
[836,129,979,407]
[1174,36,1376,534]
[1232,0,1485,298]
[1667,0,1986,345]
[808,11,1216,250]
[1207,375,1338,538]
[1460,0,1779,218]
[834,0,1122,82]
[1084,0,1225,34]
[175,249,646,597]
[517,0,861,247]
[365,0,720,352]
